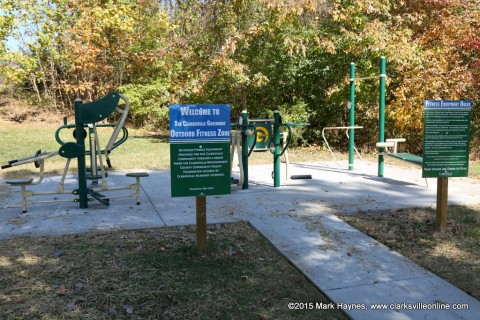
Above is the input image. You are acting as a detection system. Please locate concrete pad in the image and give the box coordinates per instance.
[250,214,480,320]
[0,173,166,239]
[251,215,430,290]
[327,276,480,320]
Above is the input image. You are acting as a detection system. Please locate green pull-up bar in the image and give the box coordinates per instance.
[348,57,386,174]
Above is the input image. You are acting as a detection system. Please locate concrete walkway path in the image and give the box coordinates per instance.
[1,161,480,319]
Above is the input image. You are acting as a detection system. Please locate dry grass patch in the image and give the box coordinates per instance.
[0,222,347,320]
[337,205,480,300]
[0,95,63,125]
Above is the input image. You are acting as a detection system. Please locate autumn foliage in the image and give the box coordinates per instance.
[1,0,479,153]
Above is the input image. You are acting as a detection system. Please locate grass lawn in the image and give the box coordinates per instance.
[0,119,342,180]
[0,222,347,320]
[2,119,480,178]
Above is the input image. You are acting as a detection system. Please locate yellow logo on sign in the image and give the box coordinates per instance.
[256,126,269,143]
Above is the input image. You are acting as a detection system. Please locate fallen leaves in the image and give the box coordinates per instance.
[51,249,66,258]
[0,222,344,319]
[226,245,245,257]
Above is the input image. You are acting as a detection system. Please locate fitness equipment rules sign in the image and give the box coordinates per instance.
[422,100,472,178]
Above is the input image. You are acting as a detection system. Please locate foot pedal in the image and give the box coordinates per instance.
[290,175,312,180]
[86,174,103,180]
[88,188,110,206]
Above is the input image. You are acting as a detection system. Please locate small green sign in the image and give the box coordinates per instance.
[422,100,472,178]
[169,104,231,197]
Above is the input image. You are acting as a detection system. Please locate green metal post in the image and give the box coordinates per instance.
[378,57,386,177]
[241,110,249,189]
[74,98,88,208]
[273,110,281,187]
[349,62,356,171]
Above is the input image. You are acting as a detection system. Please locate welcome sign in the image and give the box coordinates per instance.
[169,104,231,197]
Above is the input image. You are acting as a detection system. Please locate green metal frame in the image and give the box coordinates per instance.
[55,124,128,153]
[349,63,356,171]
[1,92,150,212]
[378,57,387,177]
[231,110,297,189]
[241,111,250,189]
[349,57,387,175]
[73,92,124,208]
[273,111,281,187]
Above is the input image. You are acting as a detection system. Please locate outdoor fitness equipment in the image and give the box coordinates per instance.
[370,58,426,180]
[1,92,149,212]
[322,124,363,167]
[346,57,428,185]
[375,125,428,186]
[346,57,387,173]
[230,110,309,188]
[323,58,387,170]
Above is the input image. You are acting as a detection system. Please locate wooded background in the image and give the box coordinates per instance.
[1,0,479,154]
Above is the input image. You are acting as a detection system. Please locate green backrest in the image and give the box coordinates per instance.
[76,92,121,124]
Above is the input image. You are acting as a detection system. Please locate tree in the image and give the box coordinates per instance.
[1,0,479,154]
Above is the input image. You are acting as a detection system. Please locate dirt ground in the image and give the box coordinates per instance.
[0,94,65,125]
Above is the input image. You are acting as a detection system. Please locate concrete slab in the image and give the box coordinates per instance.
[250,215,432,290]
[250,214,480,319]
[1,160,480,319]
[328,277,480,320]
[0,173,166,238]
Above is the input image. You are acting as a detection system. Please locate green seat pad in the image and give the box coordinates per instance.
[388,153,423,165]
[59,142,84,159]
[126,172,149,178]
[6,178,34,185]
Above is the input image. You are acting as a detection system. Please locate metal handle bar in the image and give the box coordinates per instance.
[105,92,130,154]
[279,124,292,157]
[321,126,363,165]
[248,118,274,123]
[271,124,292,157]
[247,125,257,157]
[55,123,128,152]
[1,150,58,169]
[230,123,257,157]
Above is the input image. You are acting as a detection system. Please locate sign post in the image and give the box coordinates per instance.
[423,100,472,232]
[436,177,448,232]
[170,104,231,253]
[196,195,207,253]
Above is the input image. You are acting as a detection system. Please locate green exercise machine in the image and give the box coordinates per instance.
[230,110,310,188]
[1,92,149,212]
[346,57,427,185]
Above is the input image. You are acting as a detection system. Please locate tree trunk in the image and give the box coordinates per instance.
[30,74,41,103]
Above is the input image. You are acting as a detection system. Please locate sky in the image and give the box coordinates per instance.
[5,36,21,51]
